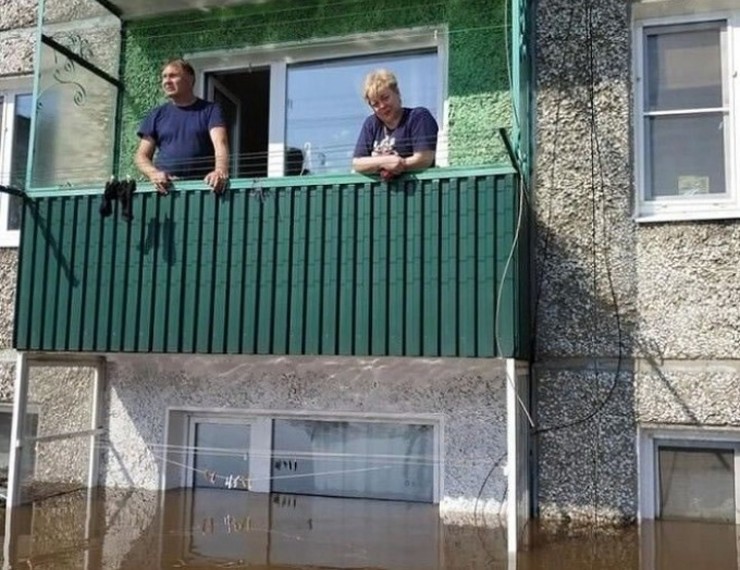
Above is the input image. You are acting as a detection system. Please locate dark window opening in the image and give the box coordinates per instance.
[206,68,270,178]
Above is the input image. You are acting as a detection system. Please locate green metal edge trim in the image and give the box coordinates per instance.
[26,165,518,197]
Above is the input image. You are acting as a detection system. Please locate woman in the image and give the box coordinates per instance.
[352,69,438,180]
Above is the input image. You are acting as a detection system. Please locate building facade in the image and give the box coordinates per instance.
[534,0,740,526]
[2,0,533,555]
[2,0,738,555]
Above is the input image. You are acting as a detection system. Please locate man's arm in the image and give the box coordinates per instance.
[204,126,229,193]
[135,137,172,194]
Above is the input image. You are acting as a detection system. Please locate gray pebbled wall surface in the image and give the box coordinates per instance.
[534,0,740,523]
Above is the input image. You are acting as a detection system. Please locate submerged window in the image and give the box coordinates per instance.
[0,404,39,493]
[640,428,740,523]
[170,411,440,503]
[192,421,251,490]
[658,446,735,522]
[272,419,435,502]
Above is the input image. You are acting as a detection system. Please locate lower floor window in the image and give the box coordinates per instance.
[272,419,434,502]
[640,428,740,523]
[172,411,440,504]
[0,404,39,493]
[658,446,736,522]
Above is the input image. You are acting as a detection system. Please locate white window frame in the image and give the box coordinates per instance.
[638,425,740,522]
[165,407,443,503]
[186,26,449,177]
[0,77,32,247]
[633,11,740,222]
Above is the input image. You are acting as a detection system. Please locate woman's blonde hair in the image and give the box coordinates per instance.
[362,69,400,102]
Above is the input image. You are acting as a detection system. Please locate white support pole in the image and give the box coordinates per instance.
[3,352,30,570]
[85,357,106,570]
[506,358,531,554]
[88,357,106,490]
[6,352,30,508]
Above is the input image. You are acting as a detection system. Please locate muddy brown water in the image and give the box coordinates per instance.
[0,488,737,569]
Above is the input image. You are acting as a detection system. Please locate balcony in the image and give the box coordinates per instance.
[13,0,533,358]
[14,167,529,357]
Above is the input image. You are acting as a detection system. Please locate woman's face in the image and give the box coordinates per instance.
[367,87,402,125]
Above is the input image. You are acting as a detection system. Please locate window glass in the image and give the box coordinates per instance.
[272,419,435,502]
[0,409,38,493]
[646,25,724,111]
[285,51,438,175]
[192,422,251,490]
[8,93,32,231]
[659,446,735,522]
[646,113,726,198]
[32,43,117,188]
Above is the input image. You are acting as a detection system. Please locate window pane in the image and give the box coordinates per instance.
[32,43,117,188]
[646,113,726,198]
[0,410,39,494]
[192,422,251,490]
[272,419,435,502]
[646,25,724,111]
[659,447,735,522]
[8,94,32,230]
[285,51,438,175]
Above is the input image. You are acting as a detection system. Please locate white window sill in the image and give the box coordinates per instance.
[635,208,740,224]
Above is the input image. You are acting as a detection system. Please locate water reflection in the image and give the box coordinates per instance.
[2,488,740,569]
[1,488,507,569]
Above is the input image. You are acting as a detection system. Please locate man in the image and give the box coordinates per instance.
[135,58,229,194]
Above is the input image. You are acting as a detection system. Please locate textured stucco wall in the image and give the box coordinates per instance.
[535,368,637,522]
[0,250,19,349]
[118,0,512,175]
[101,354,508,521]
[534,0,740,523]
[0,0,35,33]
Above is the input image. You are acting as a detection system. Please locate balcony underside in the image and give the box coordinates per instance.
[14,168,529,358]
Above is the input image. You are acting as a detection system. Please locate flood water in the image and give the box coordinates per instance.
[0,488,738,569]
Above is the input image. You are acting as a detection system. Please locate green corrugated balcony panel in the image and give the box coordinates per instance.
[15,168,529,358]
[15,0,533,358]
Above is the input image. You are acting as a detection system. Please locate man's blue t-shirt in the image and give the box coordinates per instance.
[353,107,438,162]
[137,99,226,179]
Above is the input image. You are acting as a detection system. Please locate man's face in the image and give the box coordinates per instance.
[161,64,193,99]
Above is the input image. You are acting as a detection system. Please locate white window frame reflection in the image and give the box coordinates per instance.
[163,488,442,570]
[0,77,32,247]
[186,26,448,178]
[638,425,740,523]
[633,12,740,222]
